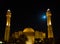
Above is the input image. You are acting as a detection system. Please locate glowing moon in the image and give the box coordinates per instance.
[42,15,46,19]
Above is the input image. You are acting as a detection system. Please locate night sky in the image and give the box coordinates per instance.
[0,0,60,42]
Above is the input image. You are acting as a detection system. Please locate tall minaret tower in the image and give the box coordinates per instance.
[4,9,11,42]
[46,9,54,39]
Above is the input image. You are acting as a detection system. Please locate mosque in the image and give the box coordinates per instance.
[4,9,54,44]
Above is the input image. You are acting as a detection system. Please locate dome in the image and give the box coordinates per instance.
[23,28,34,32]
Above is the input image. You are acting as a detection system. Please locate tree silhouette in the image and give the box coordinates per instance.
[17,34,28,44]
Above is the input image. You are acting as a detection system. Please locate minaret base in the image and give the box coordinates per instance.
[44,38,55,44]
[47,38,55,44]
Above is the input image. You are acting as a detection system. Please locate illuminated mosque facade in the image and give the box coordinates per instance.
[4,9,54,44]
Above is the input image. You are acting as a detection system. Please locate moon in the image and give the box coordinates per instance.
[42,15,46,19]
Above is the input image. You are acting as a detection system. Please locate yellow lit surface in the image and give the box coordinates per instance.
[26,41,32,44]
[18,31,23,36]
[46,9,52,17]
[23,28,34,44]
[23,28,34,32]
[26,36,34,44]
[4,27,10,41]
[46,9,54,38]
[35,31,40,38]
[49,21,51,25]
[4,9,11,42]
[35,31,46,39]
[14,32,19,38]
[6,22,8,26]
[42,32,46,38]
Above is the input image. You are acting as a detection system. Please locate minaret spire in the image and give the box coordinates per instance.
[46,8,54,44]
[46,8,54,38]
[4,9,11,42]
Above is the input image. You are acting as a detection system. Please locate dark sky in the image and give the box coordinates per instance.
[0,0,60,41]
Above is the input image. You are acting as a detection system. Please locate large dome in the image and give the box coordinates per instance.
[23,28,34,32]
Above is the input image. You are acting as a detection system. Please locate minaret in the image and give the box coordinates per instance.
[4,9,11,42]
[46,9,54,39]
